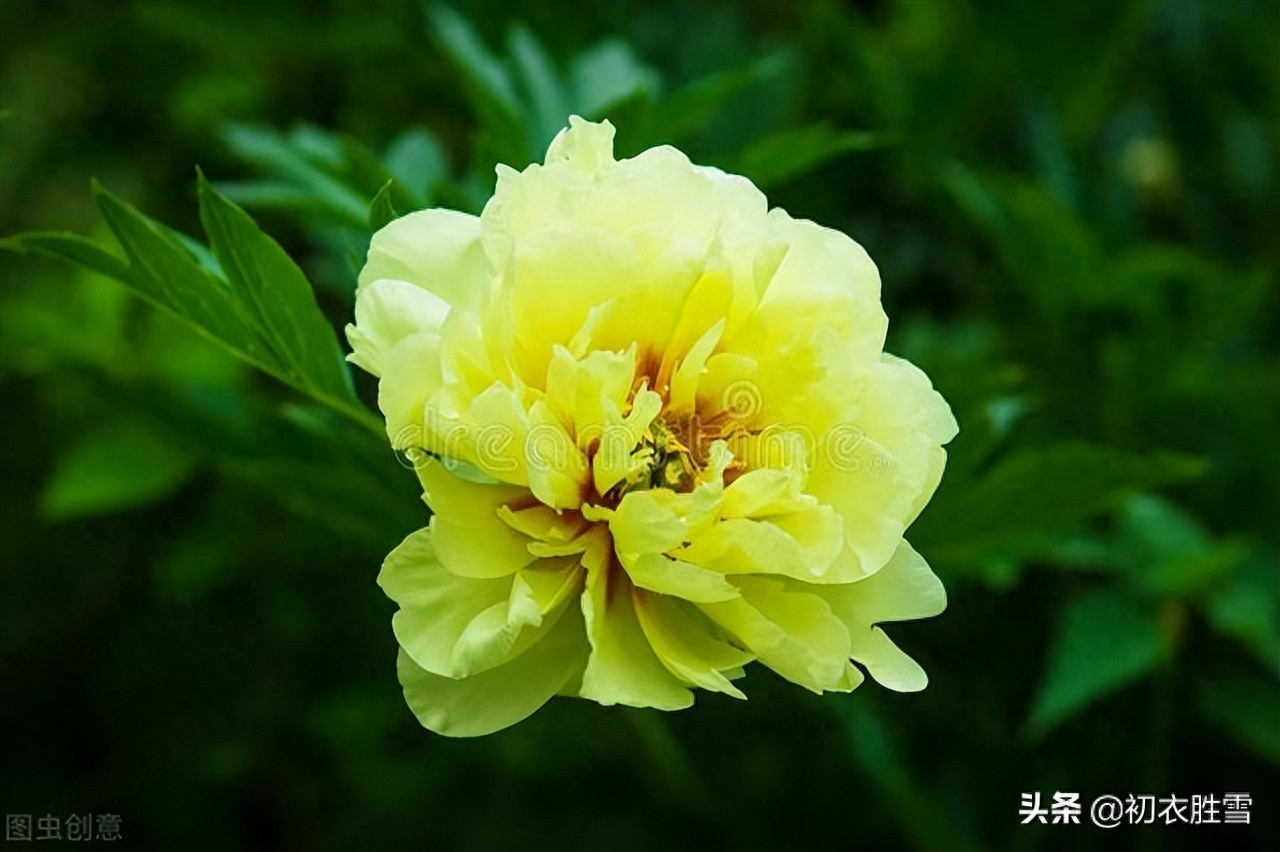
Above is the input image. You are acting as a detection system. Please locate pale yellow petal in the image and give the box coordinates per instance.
[720,466,816,519]
[634,592,753,699]
[346,278,450,377]
[377,332,441,448]
[417,460,534,580]
[700,577,854,693]
[623,551,741,603]
[525,399,590,510]
[396,602,588,737]
[544,115,617,172]
[359,209,490,307]
[677,506,844,581]
[379,528,512,676]
[813,540,945,692]
[578,562,694,710]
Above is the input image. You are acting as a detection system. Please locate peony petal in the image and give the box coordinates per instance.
[634,592,753,699]
[623,551,741,603]
[396,602,588,737]
[677,507,844,581]
[526,399,590,510]
[380,528,512,676]
[377,332,441,448]
[381,528,582,679]
[359,209,490,307]
[346,278,450,377]
[544,115,617,172]
[720,466,816,519]
[418,460,535,580]
[449,558,583,676]
[812,540,946,692]
[578,561,694,710]
[701,577,855,693]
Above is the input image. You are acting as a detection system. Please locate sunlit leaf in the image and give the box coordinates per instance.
[92,180,275,370]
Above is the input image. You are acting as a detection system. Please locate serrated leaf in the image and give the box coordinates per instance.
[5,181,379,433]
[1027,590,1168,734]
[196,171,355,404]
[914,442,1205,559]
[39,425,196,519]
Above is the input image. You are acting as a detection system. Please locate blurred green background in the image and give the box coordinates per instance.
[1,0,1277,849]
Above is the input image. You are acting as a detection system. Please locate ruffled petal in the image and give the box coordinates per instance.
[397,602,588,737]
[700,577,858,693]
[359,209,490,307]
[346,278,450,377]
[812,540,946,692]
[634,592,753,698]
[578,551,694,710]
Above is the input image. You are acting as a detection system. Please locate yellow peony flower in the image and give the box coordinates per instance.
[347,117,958,736]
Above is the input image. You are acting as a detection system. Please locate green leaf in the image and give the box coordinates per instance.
[91,180,276,371]
[39,425,196,520]
[338,136,404,201]
[1194,669,1280,765]
[569,40,658,119]
[195,171,356,404]
[638,54,785,149]
[837,700,981,852]
[428,4,522,127]
[0,231,134,282]
[508,24,570,152]
[7,181,379,434]
[383,129,448,206]
[734,124,887,190]
[913,442,1205,560]
[223,124,368,227]
[368,180,400,232]
[1027,589,1168,734]
[1114,494,1245,595]
[215,180,350,221]
[1203,548,1280,677]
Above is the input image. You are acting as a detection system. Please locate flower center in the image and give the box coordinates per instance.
[637,419,697,491]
